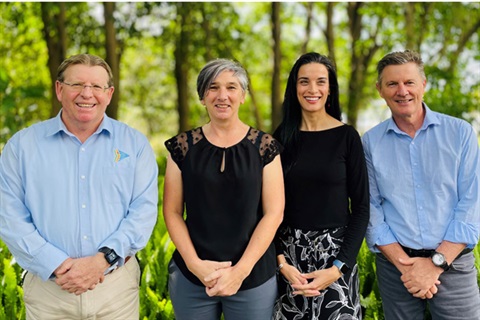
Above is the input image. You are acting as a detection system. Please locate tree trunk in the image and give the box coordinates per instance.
[271,2,282,132]
[41,2,66,118]
[104,2,120,120]
[174,3,191,132]
[346,3,380,127]
[325,2,336,64]
[301,2,313,54]
[405,3,415,50]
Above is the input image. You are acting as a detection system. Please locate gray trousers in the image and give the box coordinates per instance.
[376,252,480,320]
[168,260,277,320]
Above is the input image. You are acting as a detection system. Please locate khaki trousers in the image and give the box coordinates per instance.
[23,256,140,320]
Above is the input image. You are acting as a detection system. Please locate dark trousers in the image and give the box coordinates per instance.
[168,260,277,320]
[375,252,480,320]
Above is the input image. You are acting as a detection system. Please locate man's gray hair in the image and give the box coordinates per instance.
[376,50,425,86]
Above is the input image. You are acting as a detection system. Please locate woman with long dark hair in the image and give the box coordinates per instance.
[272,52,369,319]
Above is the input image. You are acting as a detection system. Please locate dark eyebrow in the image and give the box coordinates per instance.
[211,81,239,86]
[298,76,327,81]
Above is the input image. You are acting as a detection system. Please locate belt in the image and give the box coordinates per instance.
[401,245,472,259]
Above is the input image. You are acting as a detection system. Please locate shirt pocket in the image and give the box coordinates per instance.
[101,159,135,205]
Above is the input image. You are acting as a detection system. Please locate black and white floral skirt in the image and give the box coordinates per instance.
[273,226,362,320]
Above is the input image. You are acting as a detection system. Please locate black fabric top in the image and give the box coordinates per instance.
[278,125,369,268]
[165,127,282,290]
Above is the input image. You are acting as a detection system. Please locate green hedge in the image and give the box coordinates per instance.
[1,234,480,319]
[1,167,479,320]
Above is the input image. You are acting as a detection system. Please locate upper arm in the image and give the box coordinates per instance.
[163,155,184,218]
[261,154,285,217]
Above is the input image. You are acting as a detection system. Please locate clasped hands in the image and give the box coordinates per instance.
[398,256,443,300]
[54,253,110,295]
[279,263,341,297]
[191,260,250,297]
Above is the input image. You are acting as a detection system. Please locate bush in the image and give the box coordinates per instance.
[2,235,480,320]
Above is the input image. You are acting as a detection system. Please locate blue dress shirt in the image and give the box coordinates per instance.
[362,105,480,252]
[0,111,158,280]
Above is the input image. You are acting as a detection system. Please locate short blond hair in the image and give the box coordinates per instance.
[57,54,114,87]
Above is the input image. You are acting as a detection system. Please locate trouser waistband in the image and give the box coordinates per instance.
[400,245,472,258]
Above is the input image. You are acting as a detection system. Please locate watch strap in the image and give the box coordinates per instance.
[333,259,349,274]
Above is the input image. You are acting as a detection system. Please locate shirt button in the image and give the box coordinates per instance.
[83,235,88,240]
[82,204,86,209]
[81,175,86,179]
[81,148,86,152]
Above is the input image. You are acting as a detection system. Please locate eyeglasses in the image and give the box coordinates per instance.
[61,81,110,93]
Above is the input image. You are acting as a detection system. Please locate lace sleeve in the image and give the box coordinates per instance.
[247,128,283,166]
[164,132,189,167]
[164,128,204,168]
[259,133,283,166]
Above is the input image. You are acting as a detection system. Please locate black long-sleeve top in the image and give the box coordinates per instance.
[279,125,369,268]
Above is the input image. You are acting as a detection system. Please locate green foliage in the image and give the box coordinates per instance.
[2,190,480,319]
[357,241,384,320]
[138,223,175,320]
[0,243,25,319]
[0,3,51,149]
[0,2,479,319]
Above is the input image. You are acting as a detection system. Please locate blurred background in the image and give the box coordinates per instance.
[0,2,479,319]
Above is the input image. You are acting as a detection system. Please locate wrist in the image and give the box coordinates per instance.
[98,247,120,266]
[332,259,350,275]
[431,251,449,271]
[232,263,251,281]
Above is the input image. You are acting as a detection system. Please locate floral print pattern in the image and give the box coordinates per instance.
[273,226,362,320]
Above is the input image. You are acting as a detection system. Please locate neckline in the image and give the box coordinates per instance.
[300,124,346,133]
[200,126,252,149]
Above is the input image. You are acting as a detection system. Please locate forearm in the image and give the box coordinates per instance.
[235,212,283,278]
[377,243,411,274]
[436,241,467,265]
[164,211,201,268]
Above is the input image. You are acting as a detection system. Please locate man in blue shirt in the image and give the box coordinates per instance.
[362,50,480,319]
[0,54,158,319]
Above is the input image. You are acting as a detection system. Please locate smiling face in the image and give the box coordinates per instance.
[377,62,426,121]
[56,64,114,136]
[201,70,245,121]
[296,63,330,115]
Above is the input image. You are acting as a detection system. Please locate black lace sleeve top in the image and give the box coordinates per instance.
[165,126,282,290]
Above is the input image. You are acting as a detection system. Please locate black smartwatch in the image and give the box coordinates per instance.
[99,247,120,266]
[333,259,350,275]
[431,251,449,271]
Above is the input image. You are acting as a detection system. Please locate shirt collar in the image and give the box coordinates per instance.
[386,103,440,135]
[46,110,113,138]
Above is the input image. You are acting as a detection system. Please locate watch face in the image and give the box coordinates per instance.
[106,252,116,262]
[432,253,445,265]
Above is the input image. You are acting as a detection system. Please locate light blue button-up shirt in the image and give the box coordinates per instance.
[0,112,158,280]
[362,105,479,252]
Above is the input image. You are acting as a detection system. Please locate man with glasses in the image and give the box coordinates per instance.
[0,54,158,319]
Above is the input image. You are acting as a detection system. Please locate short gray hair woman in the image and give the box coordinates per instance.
[196,59,249,101]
